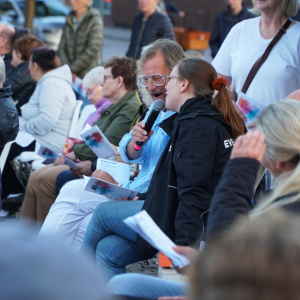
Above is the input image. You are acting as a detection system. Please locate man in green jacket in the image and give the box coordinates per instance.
[20,56,141,225]
[58,0,103,80]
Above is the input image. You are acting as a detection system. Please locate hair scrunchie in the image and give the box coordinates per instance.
[212,78,227,91]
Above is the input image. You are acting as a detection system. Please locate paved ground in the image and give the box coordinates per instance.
[102,26,212,64]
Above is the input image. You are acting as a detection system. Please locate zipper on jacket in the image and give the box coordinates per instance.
[133,17,148,60]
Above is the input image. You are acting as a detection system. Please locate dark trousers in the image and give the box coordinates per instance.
[55,170,77,195]
[1,141,35,198]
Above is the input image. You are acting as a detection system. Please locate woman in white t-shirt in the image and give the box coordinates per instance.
[212,0,300,111]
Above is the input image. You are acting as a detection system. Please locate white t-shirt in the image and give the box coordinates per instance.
[212,17,300,106]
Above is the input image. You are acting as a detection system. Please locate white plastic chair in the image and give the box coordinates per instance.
[68,100,83,138]
[0,140,15,172]
[72,104,96,138]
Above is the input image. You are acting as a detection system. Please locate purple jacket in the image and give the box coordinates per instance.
[83,97,112,128]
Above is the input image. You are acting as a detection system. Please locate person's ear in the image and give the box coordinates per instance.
[0,36,7,47]
[117,76,124,88]
[33,62,39,72]
[180,79,190,93]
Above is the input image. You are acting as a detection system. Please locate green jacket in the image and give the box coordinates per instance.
[57,7,103,79]
[73,90,141,161]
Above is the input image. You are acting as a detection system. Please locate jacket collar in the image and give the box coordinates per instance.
[104,90,136,114]
[0,84,12,98]
[66,6,95,28]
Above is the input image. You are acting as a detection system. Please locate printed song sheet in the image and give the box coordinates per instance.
[124,210,190,269]
[80,126,116,159]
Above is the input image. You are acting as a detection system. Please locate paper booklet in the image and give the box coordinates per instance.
[83,176,138,200]
[124,210,190,269]
[236,92,266,127]
[97,158,131,184]
[80,126,116,159]
[37,145,60,164]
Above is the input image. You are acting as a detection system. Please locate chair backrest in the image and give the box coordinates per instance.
[72,104,96,139]
[68,100,83,138]
[0,140,15,172]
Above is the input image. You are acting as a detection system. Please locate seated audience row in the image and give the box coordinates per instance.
[20,56,142,224]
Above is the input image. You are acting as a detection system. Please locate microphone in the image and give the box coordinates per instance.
[134,99,165,151]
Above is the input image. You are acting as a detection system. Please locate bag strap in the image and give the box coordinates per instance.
[241,18,293,94]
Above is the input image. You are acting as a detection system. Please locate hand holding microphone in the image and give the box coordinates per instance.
[132,99,165,151]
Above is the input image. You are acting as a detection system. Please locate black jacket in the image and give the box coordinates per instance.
[209,2,255,58]
[137,96,235,259]
[3,52,14,78]
[126,11,175,60]
[207,158,300,238]
[5,62,36,115]
[0,84,19,153]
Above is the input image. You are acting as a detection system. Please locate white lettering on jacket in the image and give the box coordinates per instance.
[224,139,235,148]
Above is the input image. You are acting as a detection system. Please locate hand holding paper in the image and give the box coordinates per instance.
[124,210,191,269]
[80,126,116,159]
[236,92,265,127]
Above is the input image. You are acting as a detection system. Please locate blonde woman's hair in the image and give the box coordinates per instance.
[252,99,300,215]
[251,0,299,17]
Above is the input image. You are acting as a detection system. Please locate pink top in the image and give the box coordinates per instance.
[82,97,112,128]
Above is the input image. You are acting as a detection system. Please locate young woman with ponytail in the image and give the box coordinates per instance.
[133,57,245,259]
[207,99,300,237]
[102,57,245,299]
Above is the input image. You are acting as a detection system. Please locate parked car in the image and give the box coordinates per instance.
[0,0,70,49]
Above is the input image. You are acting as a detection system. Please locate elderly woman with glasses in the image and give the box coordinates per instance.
[81,67,112,128]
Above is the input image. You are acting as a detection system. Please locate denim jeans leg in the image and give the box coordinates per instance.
[96,234,143,281]
[81,200,144,257]
[106,273,187,299]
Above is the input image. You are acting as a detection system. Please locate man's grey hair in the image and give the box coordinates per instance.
[0,55,6,84]
[82,66,105,90]
[137,39,185,75]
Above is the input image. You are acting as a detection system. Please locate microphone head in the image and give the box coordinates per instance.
[152,99,165,112]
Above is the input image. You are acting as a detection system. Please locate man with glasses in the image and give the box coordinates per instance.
[80,39,186,278]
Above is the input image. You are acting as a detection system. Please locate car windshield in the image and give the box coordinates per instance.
[18,0,69,17]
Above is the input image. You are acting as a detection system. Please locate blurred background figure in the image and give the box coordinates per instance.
[126,0,175,60]
[6,34,44,115]
[157,0,185,18]
[192,209,300,300]
[0,223,105,300]
[0,55,18,155]
[209,0,255,58]
[0,23,16,76]
[57,0,103,81]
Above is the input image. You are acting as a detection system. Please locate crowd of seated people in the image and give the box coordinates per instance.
[0,0,300,299]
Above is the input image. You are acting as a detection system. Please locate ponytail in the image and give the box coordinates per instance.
[211,82,245,139]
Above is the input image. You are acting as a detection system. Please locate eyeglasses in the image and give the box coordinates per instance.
[137,73,170,88]
[87,84,101,97]
[165,75,180,84]
[104,75,113,82]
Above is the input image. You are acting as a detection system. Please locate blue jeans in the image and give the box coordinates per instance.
[106,273,187,299]
[55,170,77,195]
[81,200,145,281]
